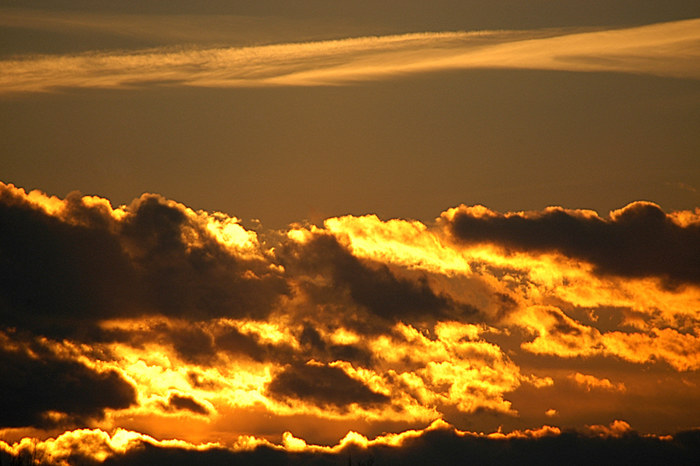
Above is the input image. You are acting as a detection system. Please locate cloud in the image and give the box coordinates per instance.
[513,305,700,371]
[569,373,627,392]
[1,181,699,448]
[215,325,282,362]
[0,341,136,428]
[118,194,288,321]
[266,362,390,410]
[585,420,633,438]
[2,422,699,466]
[279,233,470,324]
[444,201,700,286]
[0,188,141,338]
[1,18,699,94]
[0,183,288,341]
[294,324,374,368]
[0,427,229,466]
[162,393,210,416]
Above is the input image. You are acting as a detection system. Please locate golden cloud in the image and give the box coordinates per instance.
[1,18,699,94]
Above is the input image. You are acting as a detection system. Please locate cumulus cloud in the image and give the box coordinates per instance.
[0,341,136,428]
[278,233,471,325]
[1,18,699,94]
[297,324,373,367]
[0,183,288,341]
[444,201,700,286]
[2,422,698,466]
[267,362,390,410]
[0,188,140,338]
[512,305,700,371]
[162,393,210,416]
[569,373,627,392]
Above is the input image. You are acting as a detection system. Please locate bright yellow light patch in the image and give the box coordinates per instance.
[324,215,472,275]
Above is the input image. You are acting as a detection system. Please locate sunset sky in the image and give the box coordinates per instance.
[1,1,699,464]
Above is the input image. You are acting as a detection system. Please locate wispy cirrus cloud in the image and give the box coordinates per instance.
[1,18,699,94]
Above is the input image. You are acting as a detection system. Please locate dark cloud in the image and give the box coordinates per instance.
[100,443,291,466]
[214,322,372,367]
[0,344,136,428]
[215,326,269,361]
[164,393,209,415]
[166,325,216,364]
[214,325,300,364]
[446,202,700,286]
[162,320,374,371]
[8,426,696,466]
[187,370,225,391]
[120,194,289,321]
[0,185,289,341]
[102,320,292,366]
[96,322,220,365]
[280,235,473,323]
[0,187,141,339]
[543,308,584,336]
[353,427,700,466]
[298,324,373,367]
[266,363,390,410]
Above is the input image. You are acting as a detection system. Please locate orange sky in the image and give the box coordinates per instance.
[1,2,699,464]
[2,5,700,229]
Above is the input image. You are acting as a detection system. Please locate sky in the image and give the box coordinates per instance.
[1,1,699,464]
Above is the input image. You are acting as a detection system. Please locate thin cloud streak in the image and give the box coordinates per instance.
[1,18,699,94]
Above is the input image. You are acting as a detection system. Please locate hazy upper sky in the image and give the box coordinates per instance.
[1,2,699,464]
[2,1,699,228]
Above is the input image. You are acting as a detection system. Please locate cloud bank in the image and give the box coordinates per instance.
[1,18,699,94]
[0,181,698,464]
[2,420,699,466]
[443,201,700,286]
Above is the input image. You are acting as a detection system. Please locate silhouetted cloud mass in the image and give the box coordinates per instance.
[0,182,698,465]
[267,363,390,409]
[0,184,288,341]
[0,345,136,428]
[445,202,700,285]
[0,189,140,338]
[95,433,700,466]
[164,393,209,415]
[2,423,698,466]
[279,234,471,322]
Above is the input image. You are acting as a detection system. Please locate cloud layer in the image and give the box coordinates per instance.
[1,18,699,94]
[2,420,699,466]
[0,181,698,463]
